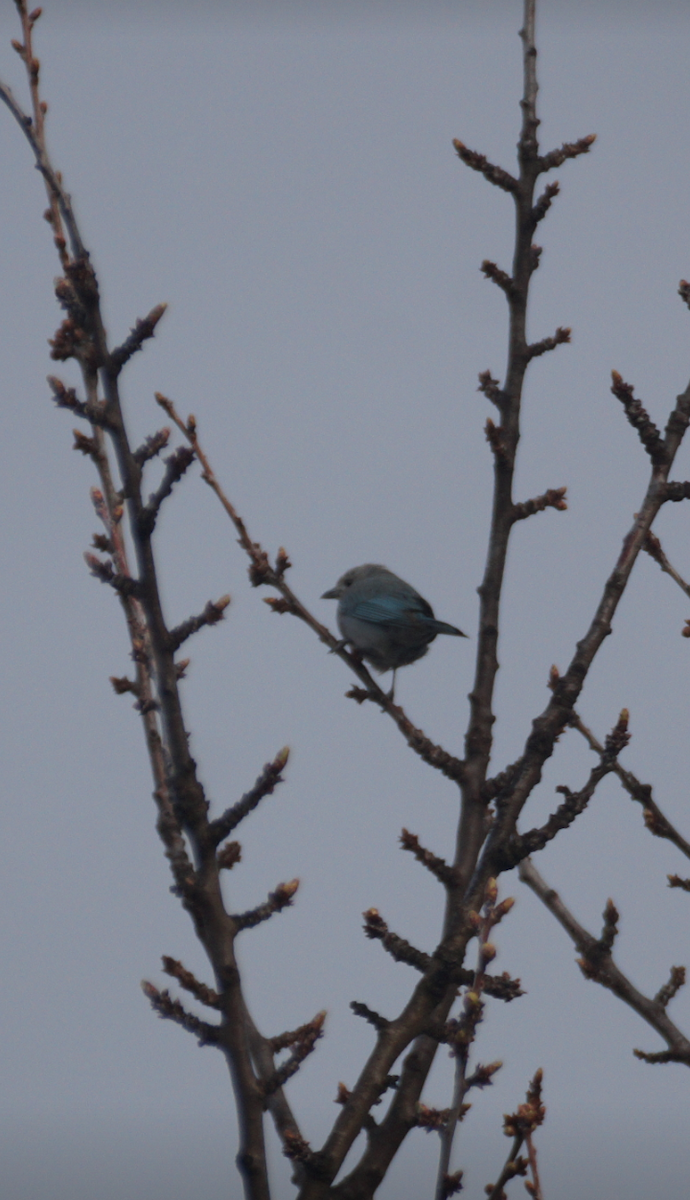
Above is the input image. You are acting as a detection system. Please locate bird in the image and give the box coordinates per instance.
[321,563,467,697]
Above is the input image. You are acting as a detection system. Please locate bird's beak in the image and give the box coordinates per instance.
[321,587,339,599]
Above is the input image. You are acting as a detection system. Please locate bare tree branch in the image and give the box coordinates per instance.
[139,445,196,536]
[3,10,278,1194]
[569,711,690,860]
[399,829,454,885]
[532,179,559,223]
[232,880,300,932]
[484,1137,528,1200]
[141,981,221,1046]
[512,486,568,522]
[350,1002,390,1032]
[663,480,690,502]
[643,529,690,602]
[161,956,220,1009]
[6,2,690,1196]
[133,427,171,466]
[168,593,231,652]
[452,139,518,192]
[363,908,431,973]
[262,1013,326,1097]
[111,303,168,370]
[496,709,630,870]
[209,748,290,844]
[435,880,509,1200]
[610,370,667,464]
[525,325,571,360]
[668,875,690,892]
[519,859,690,1066]
[477,369,507,410]
[482,258,519,299]
[537,132,596,172]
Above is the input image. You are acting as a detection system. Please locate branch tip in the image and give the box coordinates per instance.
[133,427,171,465]
[161,955,220,1009]
[217,840,242,870]
[525,326,570,360]
[538,132,596,173]
[262,1011,325,1096]
[350,1000,390,1031]
[477,369,506,408]
[654,966,686,1009]
[168,594,230,651]
[610,371,667,463]
[453,138,518,192]
[139,444,196,534]
[209,748,289,843]
[270,1010,326,1053]
[512,486,567,522]
[232,879,299,931]
[362,908,431,972]
[399,828,454,885]
[485,417,508,460]
[481,259,518,299]
[111,302,168,369]
[140,981,220,1045]
[532,179,560,224]
[110,674,139,696]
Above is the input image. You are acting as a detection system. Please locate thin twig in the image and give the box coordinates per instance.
[209,748,290,844]
[232,880,299,931]
[435,880,509,1200]
[643,529,690,601]
[512,486,567,522]
[484,1135,527,1200]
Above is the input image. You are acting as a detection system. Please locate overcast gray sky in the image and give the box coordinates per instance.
[2,2,690,1198]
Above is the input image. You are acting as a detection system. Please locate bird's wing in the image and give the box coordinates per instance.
[348,593,432,629]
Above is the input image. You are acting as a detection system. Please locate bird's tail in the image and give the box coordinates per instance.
[432,620,468,638]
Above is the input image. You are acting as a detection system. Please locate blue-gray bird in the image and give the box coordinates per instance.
[321,563,467,695]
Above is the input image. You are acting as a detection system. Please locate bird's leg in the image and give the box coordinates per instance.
[386,670,397,702]
[329,639,349,654]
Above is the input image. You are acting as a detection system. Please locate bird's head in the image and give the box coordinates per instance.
[321,563,392,599]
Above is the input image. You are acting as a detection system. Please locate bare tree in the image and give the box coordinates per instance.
[2,1,690,1197]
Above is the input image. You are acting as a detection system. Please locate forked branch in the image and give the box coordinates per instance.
[519,859,690,1066]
